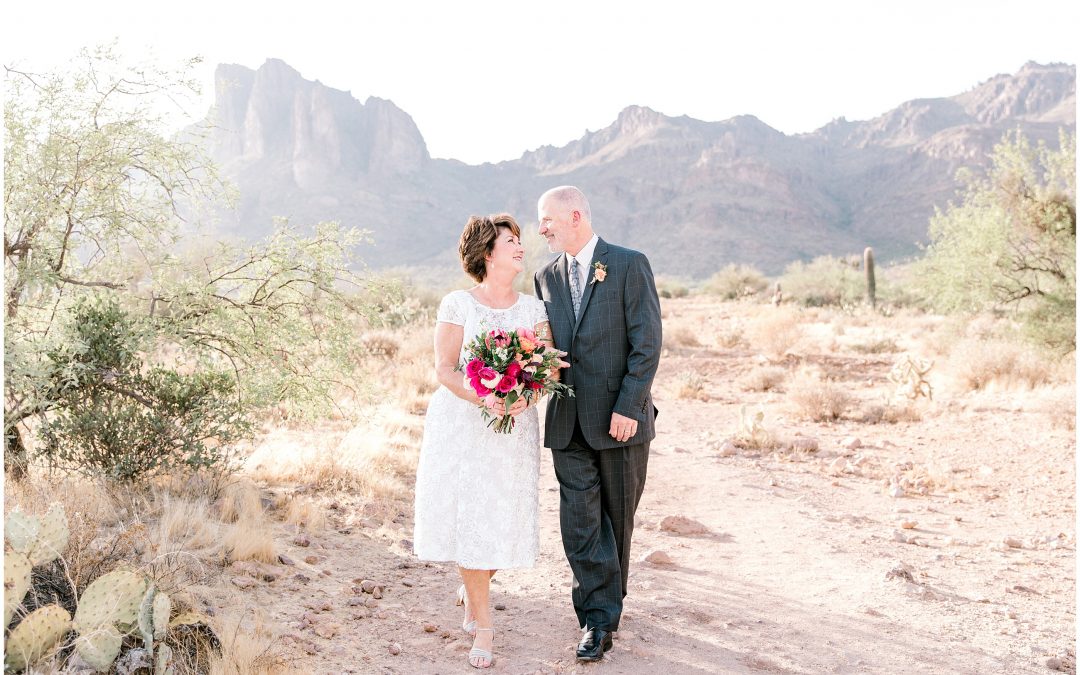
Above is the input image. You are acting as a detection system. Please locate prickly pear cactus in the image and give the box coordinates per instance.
[138,585,157,649]
[74,623,123,672]
[5,510,39,554]
[4,551,32,626]
[152,591,171,640]
[3,604,71,671]
[155,644,174,675]
[72,569,147,632]
[27,504,70,566]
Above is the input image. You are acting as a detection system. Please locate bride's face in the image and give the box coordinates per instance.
[485,226,525,277]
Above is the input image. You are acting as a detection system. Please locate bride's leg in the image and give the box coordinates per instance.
[459,566,496,667]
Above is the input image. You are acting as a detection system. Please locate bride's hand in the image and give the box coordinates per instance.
[507,397,528,417]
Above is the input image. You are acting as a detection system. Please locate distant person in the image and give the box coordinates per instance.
[533,186,662,662]
[413,214,567,669]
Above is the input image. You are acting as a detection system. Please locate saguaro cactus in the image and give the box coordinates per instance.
[864,246,876,309]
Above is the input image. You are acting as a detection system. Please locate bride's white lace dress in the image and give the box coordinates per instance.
[413,290,548,569]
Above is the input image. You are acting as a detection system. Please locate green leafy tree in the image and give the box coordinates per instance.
[916,129,1076,350]
[5,46,372,480]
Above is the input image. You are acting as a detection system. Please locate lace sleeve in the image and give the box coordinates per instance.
[436,292,466,325]
[530,295,549,329]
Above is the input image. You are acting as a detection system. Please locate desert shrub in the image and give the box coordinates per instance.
[778,255,864,307]
[739,366,787,392]
[850,335,901,354]
[949,338,1057,390]
[858,401,923,424]
[665,325,702,349]
[787,370,853,421]
[674,371,708,401]
[656,276,691,299]
[713,319,746,349]
[701,264,770,300]
[915,130,1075,351]
[746,308,803,359]
[36,300,250,482]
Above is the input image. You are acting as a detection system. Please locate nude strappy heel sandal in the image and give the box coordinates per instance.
[468,627,495,669]
[456,584,477,635]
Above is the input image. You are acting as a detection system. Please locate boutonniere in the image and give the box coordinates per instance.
[591,262,607,284]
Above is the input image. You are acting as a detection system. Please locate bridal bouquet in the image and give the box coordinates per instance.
[460,326,573,433]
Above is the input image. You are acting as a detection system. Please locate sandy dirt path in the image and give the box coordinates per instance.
[222,304,1075,674]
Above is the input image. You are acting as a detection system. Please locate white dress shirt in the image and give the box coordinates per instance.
[566,234,600,290]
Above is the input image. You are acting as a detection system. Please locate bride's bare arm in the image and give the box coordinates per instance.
[434,322,484,404]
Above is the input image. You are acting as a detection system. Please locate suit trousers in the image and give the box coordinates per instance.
[552,422,649,632]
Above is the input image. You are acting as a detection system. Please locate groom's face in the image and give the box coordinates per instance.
[537,197,573,254]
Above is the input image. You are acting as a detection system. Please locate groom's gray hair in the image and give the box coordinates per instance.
[541,185,592,223]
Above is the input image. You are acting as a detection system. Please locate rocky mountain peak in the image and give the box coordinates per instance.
[615,105,667,134]
[208,59,428,189]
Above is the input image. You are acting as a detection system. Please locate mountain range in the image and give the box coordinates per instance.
[202,60,1075,278]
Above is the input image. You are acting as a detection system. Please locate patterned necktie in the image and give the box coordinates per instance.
[569,257,582,318]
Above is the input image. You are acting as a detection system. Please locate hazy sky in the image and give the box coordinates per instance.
[4,1,1077,164]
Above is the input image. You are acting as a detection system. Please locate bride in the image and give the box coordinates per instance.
[413,213,564,669]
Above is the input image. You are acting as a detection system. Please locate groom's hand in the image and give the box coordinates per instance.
[609,412,638,443]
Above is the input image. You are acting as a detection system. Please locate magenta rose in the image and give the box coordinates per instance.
[465,358,484,378]
[496,374,516,394]
[504,362,522,380]
[471,378,492,397]
[478,367,500,389]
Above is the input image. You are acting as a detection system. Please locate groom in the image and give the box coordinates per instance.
[533,186,662,662]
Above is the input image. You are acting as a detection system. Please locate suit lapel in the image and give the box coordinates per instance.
[552,254,574,321]
[572,238,609,335]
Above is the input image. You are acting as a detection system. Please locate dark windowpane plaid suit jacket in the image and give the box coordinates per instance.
[533,238,662,449]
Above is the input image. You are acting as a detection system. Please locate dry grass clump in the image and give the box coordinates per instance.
[153,494,223,555]
[857,401,923,424]
[674,370,708,400]
[222,520,276,564]
[746,308,803,360]
[714,320,745,349]
[218,481,266,524]
[200,611,295,675]
[665,324,702,349]
[850,335,900,354]
[739,366,787,392]
[949,338,1057,391]
[391,359,439,415]
[787,369,853,421]
[284,496,328,533]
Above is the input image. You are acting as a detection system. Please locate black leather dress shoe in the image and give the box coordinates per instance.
[576,627,613,661]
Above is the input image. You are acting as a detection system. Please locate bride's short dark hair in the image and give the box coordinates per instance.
[459,213,521,282]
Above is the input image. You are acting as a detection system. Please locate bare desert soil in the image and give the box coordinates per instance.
[218,298,1075,674]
